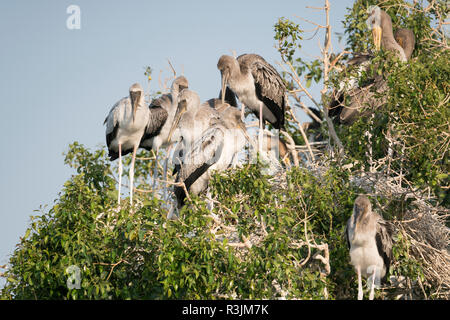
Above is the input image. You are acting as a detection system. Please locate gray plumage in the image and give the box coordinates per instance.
[173,98,248,209]
[104,83,149,161]
[345,195,393,300]
[174,123,225,208]
[140,99,168,146]
[140,76,189,151]
[103,83,149,204]
[169,89,221,148]
[394,28,415,60]
[368,6,408,61]
[217,53,286,129]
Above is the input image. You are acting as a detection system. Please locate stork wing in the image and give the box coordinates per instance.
[344,218,352,250]
[104,97,128,148]
[237,54,286,128]
[140,97,169,148]
[339,77,388,125]
[347,52,373,66]
[375,218,393,278]
[174,125,225,206]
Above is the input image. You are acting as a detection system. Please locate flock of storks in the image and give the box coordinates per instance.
[103,6,415,300]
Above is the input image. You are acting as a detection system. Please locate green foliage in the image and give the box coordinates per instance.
[274,18,322,89]
[274,17,303,63]
[0,144,366,300]
[338,49,450,205]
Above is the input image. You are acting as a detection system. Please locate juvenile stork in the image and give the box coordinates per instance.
[345,195,393,300]
[104,83,149,204]
[173,101,248,209]
[217,54,286,151]
[329,6,415,125]
[367,5,410,62]
[168,89,221,148]
[139,76,189,186]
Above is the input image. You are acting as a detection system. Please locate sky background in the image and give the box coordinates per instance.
[0,0,357,287]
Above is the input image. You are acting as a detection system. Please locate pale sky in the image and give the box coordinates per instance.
[0,0,355,287]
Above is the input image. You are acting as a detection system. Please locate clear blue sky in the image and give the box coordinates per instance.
[0,0,355,286]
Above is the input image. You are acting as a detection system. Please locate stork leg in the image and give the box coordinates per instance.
[129,144,138,205]
[117,144,122,205]
[152,147,159,190]
[162,145,172,200]
[241,103,245,121]
[258,104,263,154]
[357,265,363,300]
[369,267,377,300]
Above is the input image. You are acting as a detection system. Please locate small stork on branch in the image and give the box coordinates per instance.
[345,195,393,300]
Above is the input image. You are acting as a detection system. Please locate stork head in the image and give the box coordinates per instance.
[353,195,372,219]
[171,76,189,92]
[167,89,200,143]
[366,5,382,50]
[217,55,238,104]
[129,83,143,123]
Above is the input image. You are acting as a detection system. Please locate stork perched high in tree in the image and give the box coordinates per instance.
[345,195,393,300]
[104,83,149,205]
[139,76,189,187]
[328,6,415,125]
[217,53,287,152]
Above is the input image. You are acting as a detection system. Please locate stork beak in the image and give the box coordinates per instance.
[372,26,382,51]
[220,73,228,104]
[130,91,141,123]
[167,100,187,143]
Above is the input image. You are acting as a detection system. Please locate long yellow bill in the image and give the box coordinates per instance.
[220,74,227,104]
[372,26,382,51]
[167,101,187,143]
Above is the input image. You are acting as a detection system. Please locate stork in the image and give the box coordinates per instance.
[139,76,189,187]
[345,195,393,300]
[329,6,415,125]
[104,83,149,204]
[167,89,221,149]
[367,5,410,62]
[173,101,248,209]
[217,53,286,152]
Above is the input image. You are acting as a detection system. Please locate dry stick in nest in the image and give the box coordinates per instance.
[280,128,300,167]
[320,0,344,154]
[285,99,315,163]
[167,59,177,77]
[279,2,344,154]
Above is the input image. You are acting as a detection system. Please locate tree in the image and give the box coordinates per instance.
[1,0,449,300]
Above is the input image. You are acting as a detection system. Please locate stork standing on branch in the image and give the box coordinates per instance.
[217,53,286,153]
[139,76,189,187]
[104,83,149,204]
